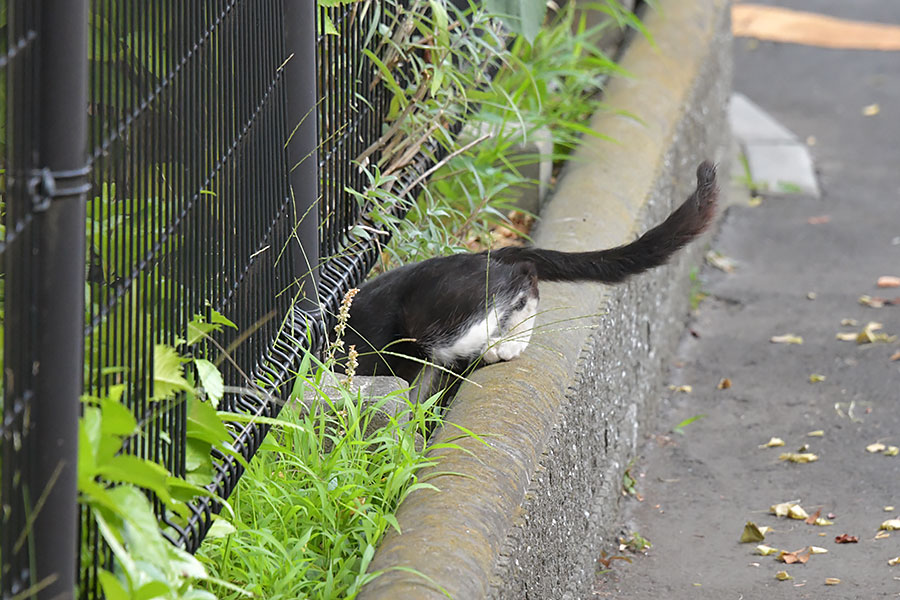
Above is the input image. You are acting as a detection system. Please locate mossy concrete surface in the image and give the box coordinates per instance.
[359,1,733,598]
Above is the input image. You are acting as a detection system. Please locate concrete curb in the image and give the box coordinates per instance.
[359,1,733,598]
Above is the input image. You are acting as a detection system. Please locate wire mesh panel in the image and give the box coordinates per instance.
[80,0,299,593]
[0,3,42,595]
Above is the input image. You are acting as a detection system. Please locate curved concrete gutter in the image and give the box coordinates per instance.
[360,1,733,598]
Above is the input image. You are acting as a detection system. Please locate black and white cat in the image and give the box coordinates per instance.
[340,161,718,393]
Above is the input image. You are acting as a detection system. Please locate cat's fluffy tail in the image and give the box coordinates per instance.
[494,161,718,283]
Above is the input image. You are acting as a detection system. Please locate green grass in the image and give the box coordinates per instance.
[196,357,450,599]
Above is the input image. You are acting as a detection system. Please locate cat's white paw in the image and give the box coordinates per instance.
[496,339,529,361]
[483,346,501,364]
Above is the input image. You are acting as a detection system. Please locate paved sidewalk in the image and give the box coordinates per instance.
[595,1,900,598]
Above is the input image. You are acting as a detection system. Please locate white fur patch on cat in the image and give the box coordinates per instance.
[431,294,539,366]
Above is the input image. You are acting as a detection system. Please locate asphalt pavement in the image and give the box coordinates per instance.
[595,1,900,598]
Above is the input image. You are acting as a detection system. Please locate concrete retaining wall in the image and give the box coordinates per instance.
[359,1,733,597]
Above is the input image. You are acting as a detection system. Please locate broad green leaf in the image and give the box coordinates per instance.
[106,486,171,570]
[98,570,131,600]
[98,455,173,505]
[151,344,192,402]
[100,394,137,437]
[209,308,237,329]
[186,317,218,346]
[206,517,237,539]
[187,397,234,454]
[485,0,547,43]
[195,358,224,408]
[133,581,171,600]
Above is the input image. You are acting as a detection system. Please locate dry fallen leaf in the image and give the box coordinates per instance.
[875,530,891,540]
[668,384,692,394]
[771,502,808,519]
[807,430,824,437]
[760,437,786,449]
[705,250,738,273]
[877,275,900,288]
[836,332,858,341]
[840,318,859,326]
[717,377,732,390]
[807,215,831,225]
[834,534,859,544]
[779,452,818,463]
[805,508,822,525]
[880,519,900,531]
[756,544,779,556]
[814,517,834,526]
[885,446,900,456]
[891,351,900,361]
[888,556,900,566]
[886,506,896,512]
[858,294,900,308]
[809,373,826,383]
[809,546,828,554]
[825,577,841,585]
[867,442,887,453]
[774,570,792,581]
[741,521,766,543]
[862,103,880,116]
[771,334,804,345]
[777,547,811,564]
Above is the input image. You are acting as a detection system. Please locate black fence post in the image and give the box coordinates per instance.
[31,0,89,597]
[283,3,321,314]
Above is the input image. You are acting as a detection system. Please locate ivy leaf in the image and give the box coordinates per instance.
[151,344,192,402]
[484,0,547,43]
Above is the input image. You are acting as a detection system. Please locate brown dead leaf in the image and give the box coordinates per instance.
[597,550,632,569]
[717,377,732,390]
[859,294,900,308]
[805,508,822,525]
[777,547,811,564]
[877,275,900,288]
[732,5,900,50]
[834,534,858,544]
[891,351,900,361]
[807,215,831,225]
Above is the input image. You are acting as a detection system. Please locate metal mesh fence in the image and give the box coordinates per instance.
[1,0,452,598]
[0,0,474,598]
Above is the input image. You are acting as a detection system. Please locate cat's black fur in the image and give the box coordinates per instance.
[340,161,718,389]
